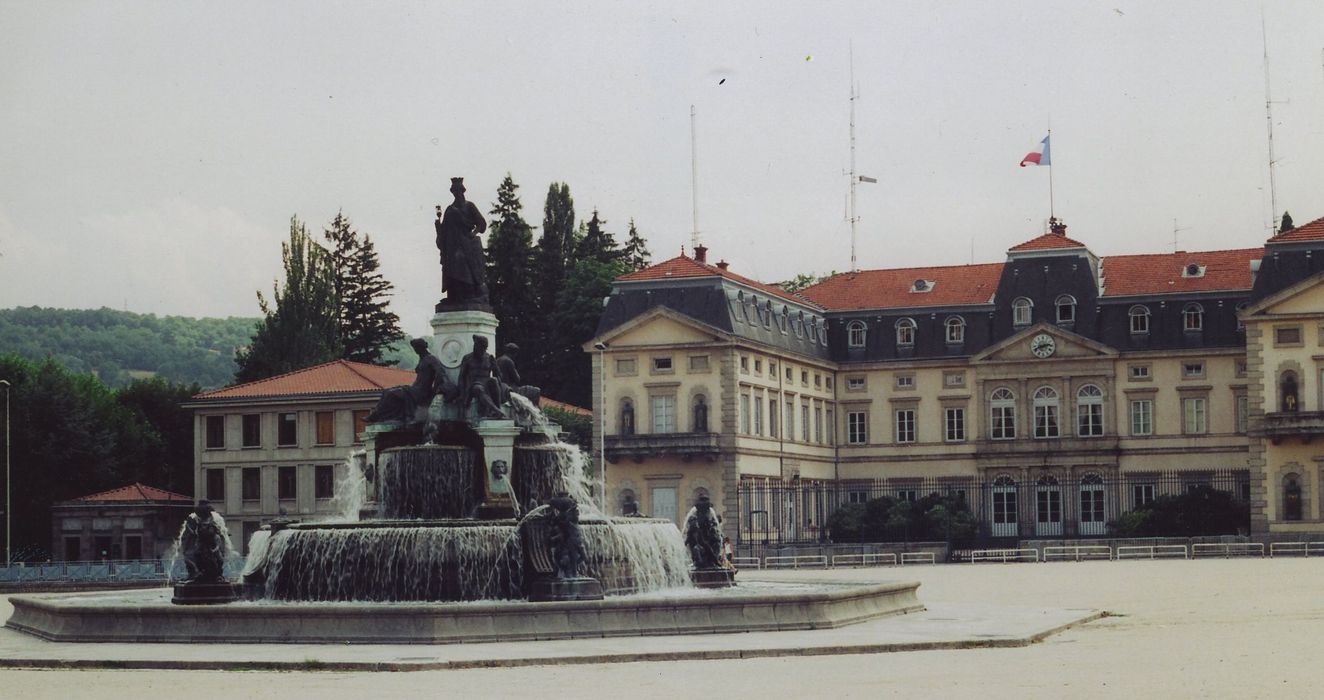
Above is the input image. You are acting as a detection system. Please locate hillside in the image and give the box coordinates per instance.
[0,306,258,389]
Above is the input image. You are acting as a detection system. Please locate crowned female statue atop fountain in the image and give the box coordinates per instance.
[435,177,490,311]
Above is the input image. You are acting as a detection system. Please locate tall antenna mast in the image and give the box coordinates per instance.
[1261,10,1280,233]
[690,104,701,250]
[849,47,858,273]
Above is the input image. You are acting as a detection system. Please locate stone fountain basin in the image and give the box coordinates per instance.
[5,579,923,644]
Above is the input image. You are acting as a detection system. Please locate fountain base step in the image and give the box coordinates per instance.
[527,577,604,602]
[690,568,737,589]
[171,582,242,605]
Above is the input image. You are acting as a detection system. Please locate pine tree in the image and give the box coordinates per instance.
[485,174,538,350]
[323,212,404,366]
[234,217,340,383]
[576,209,619,263]
[1280,211,1295,234]
[621,218,652,271]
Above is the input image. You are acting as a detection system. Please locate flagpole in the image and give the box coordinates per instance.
[1048,128,1054,221]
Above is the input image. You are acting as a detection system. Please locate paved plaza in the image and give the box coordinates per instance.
[3,557,1323,698]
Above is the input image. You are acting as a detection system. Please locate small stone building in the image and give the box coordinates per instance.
[50,483,193,561]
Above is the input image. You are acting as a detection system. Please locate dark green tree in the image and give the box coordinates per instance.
[1280,211,1295,234]
[116,377,201,494]
[485,174,538,350]
[535,182,577,324]
[323,212,404,365]
[576,209,618,263]
[621,218,652,271]
[545,256,629,406]
[234,217,340,383]
[777,271,837,294]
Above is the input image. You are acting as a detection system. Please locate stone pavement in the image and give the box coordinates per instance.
[4,558,1324,698]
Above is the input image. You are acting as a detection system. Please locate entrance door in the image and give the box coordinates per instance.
[1079,473,1106,536]
[1035,476,1063,536]
[651,487,678,525]
[991,475,1018,538]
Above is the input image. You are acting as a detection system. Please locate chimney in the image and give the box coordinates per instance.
[1049,217,1068,236]
[716,260,729,271]
[694,244,708,263]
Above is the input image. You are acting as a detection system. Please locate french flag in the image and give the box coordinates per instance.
[1019,135,1051,167]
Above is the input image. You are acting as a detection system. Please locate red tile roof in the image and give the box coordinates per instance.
[799,262,1004,311]
[194,359,415,400]
[1268,215,1324,244]
[1008,232,1090,252]
[1100,248,1260,297]
[617,254,819,308]
[73,483,191,503]
[540,396,591,417]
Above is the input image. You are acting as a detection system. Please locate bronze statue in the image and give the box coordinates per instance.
[693,395,709,432]
[367,338,453,424]
[456,335,505,419]
[496,343,541,405]
[436,177,489,306]
[547,492,588,580]
[180,501,228,583]
[683,495,726,570]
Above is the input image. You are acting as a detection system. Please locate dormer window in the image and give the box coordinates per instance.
[847,321,867,348]
[1129,305,1150,334]
[1183,303,1204,332]
[911,279,934,293]
[1183,263,1205,278]
[1012,297,1033,326]
[896,318,916,346]
[1055,295,1076,324]
[945,317,966,344]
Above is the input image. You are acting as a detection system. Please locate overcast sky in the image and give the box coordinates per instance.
[2,1,1322,336]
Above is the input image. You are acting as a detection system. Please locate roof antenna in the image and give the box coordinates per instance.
[690,105,701,251]
[848,42,877,273]
[1261,7,1284,234]
[1172,218,1190,253]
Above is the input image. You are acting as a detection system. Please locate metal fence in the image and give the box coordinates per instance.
[735,470,1251,546]
[0,558,245,586]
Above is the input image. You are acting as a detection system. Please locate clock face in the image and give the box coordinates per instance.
[1030,333,1056,358]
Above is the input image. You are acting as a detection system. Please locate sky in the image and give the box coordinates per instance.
[2,1,1323,337]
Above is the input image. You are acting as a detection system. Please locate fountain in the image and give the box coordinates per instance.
[3,177,923,643]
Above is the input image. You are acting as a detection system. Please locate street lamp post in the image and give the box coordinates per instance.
[1,379,10,566]
[593,343,608,513]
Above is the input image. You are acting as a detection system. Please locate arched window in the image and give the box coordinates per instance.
[1012,297,1033,326]
[1055,295,1076,324]
[1033,386,1060,438]
[895,318,916,346]
[619,398,635,436]
[1284,474,1303,521]
[990,388,1016,440]
[1183,303,1204,332]
[692,394,710,432]
[1077,384,1104,437]
[1129,305,1150,334]
[945,317,966,344]
[1281,371,1299,412]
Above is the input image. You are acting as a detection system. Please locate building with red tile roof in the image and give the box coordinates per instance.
[52,482,194,561]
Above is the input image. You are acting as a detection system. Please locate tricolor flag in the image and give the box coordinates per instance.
[1019,135,1051,167]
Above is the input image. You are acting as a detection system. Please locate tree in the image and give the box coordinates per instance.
[545,256,629,406]
[323,212,404,365]
[485,174,538,350]
[776,271,837,294]
[234,217,340,383]
[535,182,576,324]
[116,377,201,494]
[1280,211,1295,234]
[621,218,652,271]
[576,209,618,264]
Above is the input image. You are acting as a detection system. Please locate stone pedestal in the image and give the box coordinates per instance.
[691,568,737,589]
[527,576,605,602]
[431,309,499,387]
[171,581,242,605]
[474,419,522,519]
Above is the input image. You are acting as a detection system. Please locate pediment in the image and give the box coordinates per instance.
[1245,271,1324,317]
[587,306,726,350]
[972,323,1117,363]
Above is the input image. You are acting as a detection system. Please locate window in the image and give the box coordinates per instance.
[786,367,793,381]
[651,357,673,373]
[753,393,764,436]
[895,318,916,345]
[315,411,334,445]
[1129,364,1151,380]
[895,409,916,443]
[814,406,823,443]
[785,399,795,440]
[740,394,751,434]
[278,466,296,500]
[754,359,762,374]
[1129,305,1150,334]
[1130,399,1153,436]
[315,465,335,499]
[814,373,822,388]
[1275,326,1302,346]
[352,410,369,443]
[1182,303,1204,332]
[1183,362,1204,378]
[1132,483,1156,507]
[241,468,260,501]
[825,407,834,445]
[801,371,809,385]
[688,355,710,372]
[651,395,676,433]
[205,416,225,449]
[1055,295,1076,324]
[1033,386,1060,439]
[896,489,918,502]
[615,358,637,375]
[206,469,225,501]
[945,407,966,442]
[945,317,965,343]
[991,388,1016,439]
[768,401,778,438]
[124,535,143,560]
[847,377,866,391]
[1182,397,1207,434]
[1012,297,1033,326]
[241,414,261,448]
[1183,263,1205,278]
[847,412,868,444]
[847,321,867,348]
[895,374,915,389]
[847,490,869,504]
[943,371,965,388]
[801,401,811,441]
[1077,385,1104,437]
[1236,395,1249,433]
[277,412,297,447]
